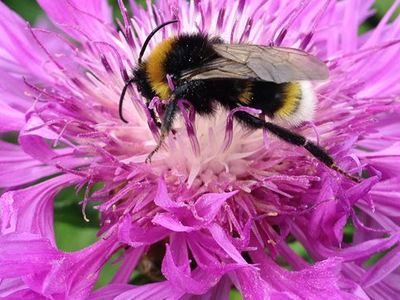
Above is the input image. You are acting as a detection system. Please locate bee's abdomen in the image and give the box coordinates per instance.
[239,81,315,126]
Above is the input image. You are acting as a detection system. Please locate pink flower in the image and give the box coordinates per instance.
[1,0,400,299]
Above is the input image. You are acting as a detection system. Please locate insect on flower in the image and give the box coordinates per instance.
[119,20,360,182]
[2,0,400,298]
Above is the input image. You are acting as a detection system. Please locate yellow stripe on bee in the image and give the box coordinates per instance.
[146,37,177,99]
[238,82,253,105]
[275,82,302,118]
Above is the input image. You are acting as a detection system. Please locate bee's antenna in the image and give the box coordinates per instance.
[119,77,136,123]
[138,19,178,64]
[120,20,178,123]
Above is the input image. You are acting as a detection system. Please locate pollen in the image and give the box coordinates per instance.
[146,37,177,99]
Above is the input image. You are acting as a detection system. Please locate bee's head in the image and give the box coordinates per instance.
[119,20,178,123]
[132,64,155,100]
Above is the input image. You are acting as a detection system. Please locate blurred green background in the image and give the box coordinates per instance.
[1,0,399,298]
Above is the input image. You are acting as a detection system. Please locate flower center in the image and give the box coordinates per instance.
[148,107,274,190]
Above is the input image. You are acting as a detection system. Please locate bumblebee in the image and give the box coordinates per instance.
[119,20,359,182]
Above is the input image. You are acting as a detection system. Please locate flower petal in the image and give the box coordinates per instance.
[89,282,175,300]
[23,234,119,299]
[36,0,113,42]
[0,278,46,299]
[152,212,194,232]
[340,234,400,261]
[208,223,247,265]
[0,233,62,278]
[230,268,270,300]
[111,247,144,284]
[0,174,80,242]
[0,141,60,188]
[161,244,221,295]
[361,245,400,287]
[251,247,352,300]
[118,214,169,246]
[0,3,53,81]
[369,178,400,217]
[193,191,238,224]
[16,115,91,176]
[0,101,25,132]
[153,188,237,232]
[154,179,187,211]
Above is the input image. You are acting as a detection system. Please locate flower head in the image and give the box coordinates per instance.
[1,0,400,299]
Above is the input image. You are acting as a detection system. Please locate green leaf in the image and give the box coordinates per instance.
[54,222,98,252]
[289,241,312,261]
[96,250,124,288]
[0,132,18,144]
[374,0,400,20]
[230,289,243,300]
[2,0,43,23]
[54,186,100,228]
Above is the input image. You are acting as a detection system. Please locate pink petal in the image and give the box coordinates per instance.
[169,233,189,270]
[0,3,52,81]
[361,245,400,287]
[230,268,270,300]
[89,284,133,300]
[187,232,226,268]
[152,212,195,232]
[345,176,380,205]
[153,188,237,232]
[89,282,175,300]
[369,178,400,217]
[161,244,221,295]
[0,174,80,242]
[154,179,187,211]
[24,234,119,299]
[118,214,169,246]
[0,141,60,187]
[0,278,45,299]
[193,191,238,223]
[111,247,144,284]
[251,247,352,300]
[36,0,113,42]
[0,101,25,132]
[0,70,32,112]
[14,116,90,179]
[208,223,247,264]
[190,275,231,300]
[340,234,400,261]
[0,233,62,278]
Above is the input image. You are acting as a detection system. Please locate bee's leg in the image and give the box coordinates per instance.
[145,97,178,163]
[234,111,360,182]
[145,99,162,128]
[145,81,201,162]
[263,122,360,182]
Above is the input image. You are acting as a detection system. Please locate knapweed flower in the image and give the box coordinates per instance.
[1,0,400,299]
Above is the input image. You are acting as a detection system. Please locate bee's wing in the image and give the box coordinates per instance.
[182,44,329,83]
[181,58,260,81]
